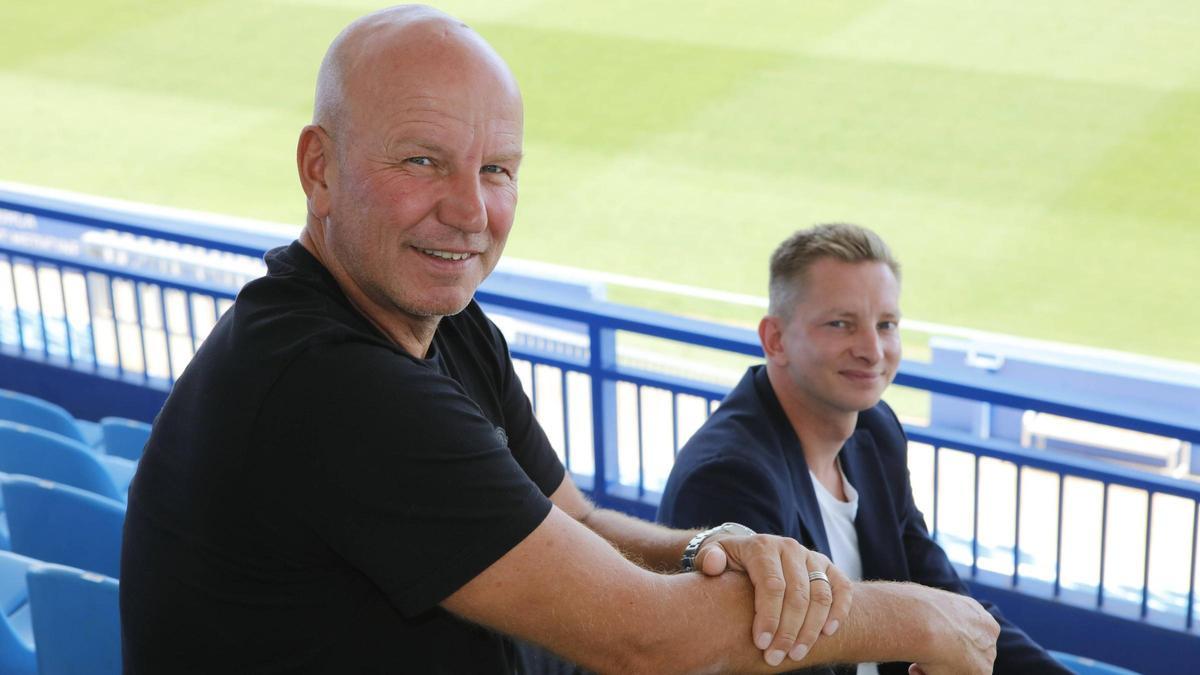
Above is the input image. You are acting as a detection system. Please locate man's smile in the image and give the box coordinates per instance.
[416,247,476,261]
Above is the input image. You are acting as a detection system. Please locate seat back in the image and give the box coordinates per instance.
[26,563,121,675]
[100,417,152,461]
[0,422,123,502]
[0,390,87,445]
[0,551,37,675]
[1,476,125,578]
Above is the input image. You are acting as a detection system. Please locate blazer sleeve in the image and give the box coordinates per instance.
[661,454,790,538]
[883,408,1070,674]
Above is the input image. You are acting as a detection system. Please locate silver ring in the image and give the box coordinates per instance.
[808,570,830,584]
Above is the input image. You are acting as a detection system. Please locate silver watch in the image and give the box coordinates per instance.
[680,522,756,572]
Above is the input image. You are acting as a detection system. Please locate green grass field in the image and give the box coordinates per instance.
[2,1,1198,362]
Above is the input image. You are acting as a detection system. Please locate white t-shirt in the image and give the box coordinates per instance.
[810,462,880,675]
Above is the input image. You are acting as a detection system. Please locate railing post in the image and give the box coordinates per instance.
[589,323,620,507]
[56,267,73,363]
[1013,464,1023,587]
[1187,500,1198,630]
[8,258,25,351]
[560,369,571,472]
[971,454,980,577]
[1054,473,1065,598]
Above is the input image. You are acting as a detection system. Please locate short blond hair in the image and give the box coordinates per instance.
[768,223,900,320]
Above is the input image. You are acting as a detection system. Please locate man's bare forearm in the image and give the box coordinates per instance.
[447,508,997,674]
[552,477,694,571]
[648,575,940,673]
[580,506,693,571]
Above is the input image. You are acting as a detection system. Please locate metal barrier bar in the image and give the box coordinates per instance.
[972,453,981,576]
[1188,501,1198,629]
[932,447,941,540]
[6,257,25,350]
[133,281,149,380]
[1055,473,1065,597]
[56,267,73,363]
[1014,465,1023,586]
[1142,497,1154,619]
[671,393,680,457]
[157,286,175,382]
[635,385,645,498]
[1099,483,1110,608]
[561,369,572,471]
[31,262,48,358]
[184,292,200,354]
[81,272,97,367]
[105,276,124,376]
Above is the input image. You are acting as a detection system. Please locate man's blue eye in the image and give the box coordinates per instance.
[407,157,432,166]
[481,164,508,175]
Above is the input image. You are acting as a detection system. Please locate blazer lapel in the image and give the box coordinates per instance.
[840,430,905,581]
[753,368,831,557]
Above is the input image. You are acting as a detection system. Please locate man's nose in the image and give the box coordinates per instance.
[852,328,883,364]
[438,170,488,233]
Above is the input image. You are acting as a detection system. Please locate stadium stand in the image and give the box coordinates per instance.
[0,550,36,675]
[100,416,151,461]
[0,183,1197,672]
[0,388,102,448]
[0,422,128,502]
[26,563,121,675]
[0,476,124,578]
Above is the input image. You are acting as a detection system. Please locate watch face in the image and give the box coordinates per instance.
[722,523,755,537]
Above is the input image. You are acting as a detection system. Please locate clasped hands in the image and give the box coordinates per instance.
[694,532,850,667]
[695,533,1000,672]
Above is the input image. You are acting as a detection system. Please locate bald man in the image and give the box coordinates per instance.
[120,6,998,674]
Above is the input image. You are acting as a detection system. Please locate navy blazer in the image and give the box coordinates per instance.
[658,366,1068,674]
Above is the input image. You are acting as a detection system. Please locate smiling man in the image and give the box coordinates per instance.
[659,223,1068,674]
[120,8,1004,674]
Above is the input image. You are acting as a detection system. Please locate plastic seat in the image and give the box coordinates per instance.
[0,422,125,502]
[101,416,152,461]
[26,562,121,675]
[0,389,90,446]
[0,550,37,675]
[0,476,125,578]
[1050,650,1139,674]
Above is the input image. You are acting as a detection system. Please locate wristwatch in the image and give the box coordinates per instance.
[680,522,756,572]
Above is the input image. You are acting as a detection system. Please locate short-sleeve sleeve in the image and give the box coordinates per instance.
[486,318,565,496]
[259,341,553,617]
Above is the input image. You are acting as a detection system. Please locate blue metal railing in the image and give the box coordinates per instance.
[2,185,1199,648]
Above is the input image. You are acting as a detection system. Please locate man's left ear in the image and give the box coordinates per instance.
[758,315,786,365]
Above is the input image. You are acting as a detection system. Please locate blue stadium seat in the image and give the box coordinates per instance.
[0,422,125,502]
[0,389,94,447]
[100,416,152,461]
[1050,650,1140,674]
[0,550,37,675]
[26,563,121,675]
[0,476,124,579]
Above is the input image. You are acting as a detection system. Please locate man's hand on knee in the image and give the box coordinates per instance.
[696,534,852,666]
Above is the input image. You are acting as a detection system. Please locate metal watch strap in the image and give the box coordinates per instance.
[680,522,756,572]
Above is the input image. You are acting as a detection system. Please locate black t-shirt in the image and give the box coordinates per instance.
[121,242,565,674]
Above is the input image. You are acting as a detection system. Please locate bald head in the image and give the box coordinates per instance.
[313,5,519,141]
[296,5,524,352]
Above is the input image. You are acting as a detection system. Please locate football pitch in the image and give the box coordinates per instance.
[2,1,1197,362]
